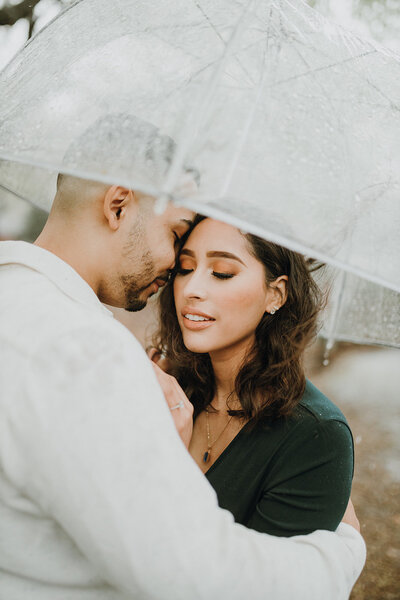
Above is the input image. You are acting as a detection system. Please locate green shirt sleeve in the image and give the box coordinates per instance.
[245,418,354,537]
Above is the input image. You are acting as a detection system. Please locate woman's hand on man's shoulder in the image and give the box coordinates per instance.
[342,499,360,533]
[147,349,193,449]
[147,347,171,373]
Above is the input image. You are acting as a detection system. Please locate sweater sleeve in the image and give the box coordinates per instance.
[246,418,354,537]
[10,325,363,599]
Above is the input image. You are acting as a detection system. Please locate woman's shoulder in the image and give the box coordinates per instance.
[268,381,353,467]
[295,379,349,427]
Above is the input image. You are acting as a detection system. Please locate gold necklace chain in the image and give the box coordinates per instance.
[203,409,233,464]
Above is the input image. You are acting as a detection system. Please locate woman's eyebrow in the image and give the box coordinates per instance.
[180,248,195,257]
[180,219,193,228]
[180,248,246,266]
[207,251,246,266]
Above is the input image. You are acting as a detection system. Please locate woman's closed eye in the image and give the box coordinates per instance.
[176,267,193,276]
[212,271,234,279]
[176,266,235,279]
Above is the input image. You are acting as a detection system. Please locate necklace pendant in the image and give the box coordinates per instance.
[203,451,211,463]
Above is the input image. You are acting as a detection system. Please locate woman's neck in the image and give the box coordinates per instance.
[209,337,254,413]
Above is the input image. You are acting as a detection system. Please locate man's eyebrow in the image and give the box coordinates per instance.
[180,248,246,266]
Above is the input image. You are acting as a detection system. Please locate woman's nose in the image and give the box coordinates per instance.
[183,271,207,300]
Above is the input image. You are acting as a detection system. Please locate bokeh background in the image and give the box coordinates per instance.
[1,1,399,597]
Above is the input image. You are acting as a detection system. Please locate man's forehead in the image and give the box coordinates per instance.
[165,203,195,225]
[174,171,199,196]
[180,217,194,228]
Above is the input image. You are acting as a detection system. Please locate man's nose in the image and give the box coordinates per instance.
[167,249,178,273]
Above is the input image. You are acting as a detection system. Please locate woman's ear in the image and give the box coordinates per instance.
[266,275,288,314]
[103,186,134,230]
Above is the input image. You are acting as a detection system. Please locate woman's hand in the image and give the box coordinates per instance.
[151,361,193,449]
[147,347,171,373]
[341,499,360,533]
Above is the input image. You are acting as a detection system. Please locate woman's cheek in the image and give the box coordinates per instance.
[228,282,267,326]
[222,283,263,314]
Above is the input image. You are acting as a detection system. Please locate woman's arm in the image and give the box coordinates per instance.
[246,418,354,536]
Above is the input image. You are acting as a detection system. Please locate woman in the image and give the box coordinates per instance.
[153,216,354,537]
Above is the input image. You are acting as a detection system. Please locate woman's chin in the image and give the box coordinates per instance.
[182,334,214,354]
[184,342,211,354]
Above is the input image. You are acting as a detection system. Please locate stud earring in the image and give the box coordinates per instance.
[270,306,279,315]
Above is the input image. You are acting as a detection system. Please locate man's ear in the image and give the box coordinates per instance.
[103,186,134,230]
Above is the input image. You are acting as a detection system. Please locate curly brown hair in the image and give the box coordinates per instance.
[153,216,326,424]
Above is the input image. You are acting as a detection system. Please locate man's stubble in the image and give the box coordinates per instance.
[120,216,157,312]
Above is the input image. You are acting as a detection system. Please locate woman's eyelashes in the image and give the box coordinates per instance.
[176,267,193,276]
[212,271,234,279]
[176,266,235,279]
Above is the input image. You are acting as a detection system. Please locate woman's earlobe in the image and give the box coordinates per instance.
[269,306,280,315]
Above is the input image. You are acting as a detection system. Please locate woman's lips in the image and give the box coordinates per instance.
[182,316,215,330]
[181,307,215,330]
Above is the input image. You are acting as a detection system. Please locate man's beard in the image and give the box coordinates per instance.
[121,256,156,312]
[119,212,165,311]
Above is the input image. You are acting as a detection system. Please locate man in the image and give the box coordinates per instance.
[0,119,365,599]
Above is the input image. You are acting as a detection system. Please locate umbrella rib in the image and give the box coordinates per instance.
[178,199,400,294]
[219,4,278,196]
[320,179,398,256]
[159,0,256,200]
[323,269,348,364]
[0,181,48,212]
[319,334,400,350]
[278,53,398,113]
[282,91,394,110]
[274,49,377,85]
[292,37,400,111]
[150,24,205,62]
[273,0,309,44]
[0,0,81,75]
[163,57,224,102]
[262,20,400,112]
[291,42,347,132]
[192,0,255,87]
[0,151,161,203]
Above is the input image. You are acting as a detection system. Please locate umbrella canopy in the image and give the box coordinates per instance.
[0,0,399,349]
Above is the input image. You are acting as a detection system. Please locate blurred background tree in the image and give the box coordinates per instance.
[311,0,400,51]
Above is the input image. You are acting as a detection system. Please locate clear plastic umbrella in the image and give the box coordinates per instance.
[0,0,399,350]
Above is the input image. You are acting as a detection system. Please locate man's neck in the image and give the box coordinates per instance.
[35,228,101,296]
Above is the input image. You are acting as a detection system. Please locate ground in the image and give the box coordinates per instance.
[309,343,400,600]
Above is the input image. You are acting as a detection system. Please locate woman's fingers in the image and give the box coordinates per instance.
[147,347,161,362]
[151,363,193,448]
[147,347,170,372]
[341,499,360,533]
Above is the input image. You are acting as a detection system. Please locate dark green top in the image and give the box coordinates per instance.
[205,380,354,537]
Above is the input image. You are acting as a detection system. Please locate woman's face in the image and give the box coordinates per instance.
[173,218,280,357]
